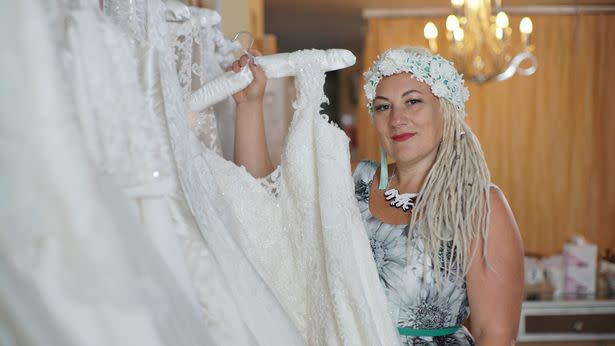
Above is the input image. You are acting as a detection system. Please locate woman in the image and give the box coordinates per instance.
[231,47,524,346]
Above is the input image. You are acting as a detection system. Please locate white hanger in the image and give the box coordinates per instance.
[188,6,221,27]
[188,48,356,112]
[163,0,191,22]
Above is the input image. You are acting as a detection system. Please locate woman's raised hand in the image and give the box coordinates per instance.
[231,48,274,177]
[231,48,267,105]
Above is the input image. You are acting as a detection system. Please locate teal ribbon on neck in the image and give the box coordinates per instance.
[397,326,460,337]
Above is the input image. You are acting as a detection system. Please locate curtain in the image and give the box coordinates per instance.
[357,14,615,257]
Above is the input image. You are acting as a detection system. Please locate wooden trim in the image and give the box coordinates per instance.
[362,5,615,18]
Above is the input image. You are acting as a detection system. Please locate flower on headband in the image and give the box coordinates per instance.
[378,50,407,75]
[363,47,469,117]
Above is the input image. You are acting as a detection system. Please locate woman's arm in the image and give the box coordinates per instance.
[466,187,524,346]
[231,50,275,178]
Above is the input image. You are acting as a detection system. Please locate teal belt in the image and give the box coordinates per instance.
[398,326,460,337]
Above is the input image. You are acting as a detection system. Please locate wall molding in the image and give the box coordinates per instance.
[362,5,615,18]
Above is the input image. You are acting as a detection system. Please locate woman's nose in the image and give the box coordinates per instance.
[389,104,406,128]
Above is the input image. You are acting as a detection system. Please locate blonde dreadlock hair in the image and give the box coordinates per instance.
[409,99,491,285]
[364,46,492,286]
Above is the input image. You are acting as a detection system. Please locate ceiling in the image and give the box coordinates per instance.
[265,0,615,55]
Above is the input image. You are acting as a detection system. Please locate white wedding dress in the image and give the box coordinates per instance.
[2,1,300,345]
[159,6,305,345]
[0,1,214,345]
[186,49,400,345]
[101,1,306,344]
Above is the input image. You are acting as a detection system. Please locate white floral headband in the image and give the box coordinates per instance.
[364,47,469,117]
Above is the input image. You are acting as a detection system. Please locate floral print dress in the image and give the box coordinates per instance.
[354,161,475,346]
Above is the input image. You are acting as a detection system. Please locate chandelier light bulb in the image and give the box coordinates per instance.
[495,11,509,28]
[424,22,438,40]
[520,17,533,34]
[427,0,538,83]
[446,15,460,32]
[453,28,465,41]
[495,27,504,40]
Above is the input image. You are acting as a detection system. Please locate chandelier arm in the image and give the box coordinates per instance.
[493,51,537,81]
[513,52,538,76]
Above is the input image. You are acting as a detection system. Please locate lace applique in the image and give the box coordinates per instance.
[193,108,222,154]
[165,13,224,155]
[256,166,282,197]
[167,20,201,99]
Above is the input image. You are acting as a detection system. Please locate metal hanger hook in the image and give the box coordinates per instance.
[232,30,256,61]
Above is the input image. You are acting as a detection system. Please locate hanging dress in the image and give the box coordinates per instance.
[0,1,215,345]
[187,49,400,345]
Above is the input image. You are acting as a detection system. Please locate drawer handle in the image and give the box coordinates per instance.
[573,320,583,332]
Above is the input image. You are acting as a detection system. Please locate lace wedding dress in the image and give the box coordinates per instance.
[164,3,230,155]
[2,1,299,345]
[101,1,305,344]
[158,5,305,345]
[187,49,400,345]
[0,1,214,345]
[128,1,306,344]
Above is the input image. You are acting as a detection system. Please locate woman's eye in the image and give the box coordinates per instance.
[374,104,390,112]
[406,99,421,105]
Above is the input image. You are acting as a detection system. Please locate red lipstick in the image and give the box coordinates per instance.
[391,132,416,142]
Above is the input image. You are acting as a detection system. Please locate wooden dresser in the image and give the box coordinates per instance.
[518,298,615,345]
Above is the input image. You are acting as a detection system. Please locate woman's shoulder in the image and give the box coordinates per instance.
[487,184,508,212]
[351,160,379,181]
[351,160,378,173]
[484,184,522,257]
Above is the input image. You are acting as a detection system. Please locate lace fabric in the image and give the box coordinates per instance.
[166,10,224,154]
[152,1,304,344]
[202,49,400,345]
[191,9,227,154]
[256,166,282,196]
[68,3,222,344]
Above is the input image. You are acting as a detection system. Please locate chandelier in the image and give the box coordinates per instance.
[423,0,537,84]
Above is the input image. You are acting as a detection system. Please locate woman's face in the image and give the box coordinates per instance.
[372,73,444,167]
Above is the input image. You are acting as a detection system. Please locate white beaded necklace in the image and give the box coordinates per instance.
[383,167,418,213]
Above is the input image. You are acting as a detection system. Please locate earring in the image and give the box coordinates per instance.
[379,146,388,190]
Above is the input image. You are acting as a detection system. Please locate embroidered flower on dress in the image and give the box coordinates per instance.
[363,47,469,117]
[401,334,475,346]
[397,270,469,330]
[399,299,449,329]
[367,224,407,289]
[354,179,372,202]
